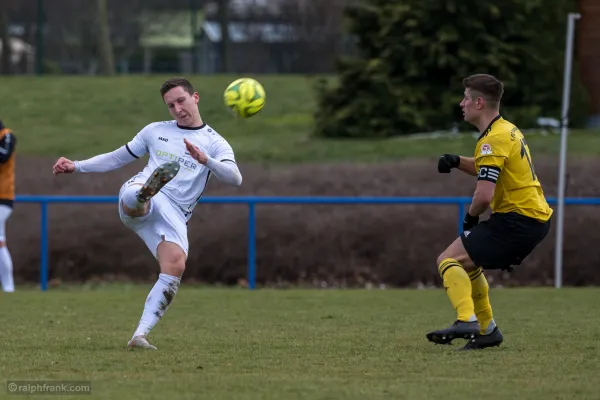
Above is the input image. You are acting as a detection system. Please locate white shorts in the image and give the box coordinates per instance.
[118,178,189,259]
[0,204,12,242]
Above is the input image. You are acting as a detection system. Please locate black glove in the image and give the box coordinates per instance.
[438,154,460,173]
[463,212,479,232]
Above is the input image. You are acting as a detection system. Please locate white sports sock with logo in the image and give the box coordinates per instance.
[133,273,180,338]
[0,246,15,292]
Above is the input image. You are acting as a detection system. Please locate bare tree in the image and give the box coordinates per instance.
[0,3,12,74]
[97,0,115,75]
[218,0,230,73]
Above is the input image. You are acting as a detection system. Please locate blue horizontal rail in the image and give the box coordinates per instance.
[15,195,600,205]
[14,195,600,291]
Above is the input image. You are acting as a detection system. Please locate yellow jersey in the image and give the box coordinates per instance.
[474,116,552,222]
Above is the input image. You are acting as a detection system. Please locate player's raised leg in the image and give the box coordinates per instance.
[426,237,480,344]
[128,241,185,350]
[121,161,181,218]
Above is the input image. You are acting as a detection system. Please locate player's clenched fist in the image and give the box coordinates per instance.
[52,157,75,175]
[437,154,460,173]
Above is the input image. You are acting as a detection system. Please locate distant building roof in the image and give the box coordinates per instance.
[139,10,204,48]
[139,9,298,49]
[201,21,298,43]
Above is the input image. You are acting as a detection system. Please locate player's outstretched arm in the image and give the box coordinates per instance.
[52,146,137,175]
[437,154,476,176]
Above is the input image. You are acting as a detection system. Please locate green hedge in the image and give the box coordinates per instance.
[314,0,588,138]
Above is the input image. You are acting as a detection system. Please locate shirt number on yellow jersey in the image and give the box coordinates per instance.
[520,138,536,181]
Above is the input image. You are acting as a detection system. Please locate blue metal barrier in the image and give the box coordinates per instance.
[14,195,600,291]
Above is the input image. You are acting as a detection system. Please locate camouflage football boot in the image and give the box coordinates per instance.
[136,161,180,203]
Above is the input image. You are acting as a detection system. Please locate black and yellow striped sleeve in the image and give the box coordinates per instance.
[0,133,16,164]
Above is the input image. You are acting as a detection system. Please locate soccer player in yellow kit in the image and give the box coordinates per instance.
[428,74,553,350]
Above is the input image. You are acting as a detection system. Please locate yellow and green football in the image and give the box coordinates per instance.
[223,78,266,118]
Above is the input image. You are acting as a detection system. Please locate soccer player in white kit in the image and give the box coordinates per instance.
[52,77,242,350]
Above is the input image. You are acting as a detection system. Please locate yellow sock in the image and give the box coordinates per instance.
[438,258,475,322]
[468,267,495,334]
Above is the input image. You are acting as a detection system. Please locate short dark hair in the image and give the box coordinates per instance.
[463,74,504,107]
[160,77,195,98]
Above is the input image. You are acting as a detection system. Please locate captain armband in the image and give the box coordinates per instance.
[477,165,501,183]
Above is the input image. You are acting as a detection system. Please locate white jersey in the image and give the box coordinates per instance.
[126,120,236,215]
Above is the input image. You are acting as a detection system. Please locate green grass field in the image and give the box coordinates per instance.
[2,75,599,162]
[1,287,599,399]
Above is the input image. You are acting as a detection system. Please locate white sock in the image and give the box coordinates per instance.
[0,246,14,292]
[121,185,146,210]
[484,319,497,335]
[133,273,180,338]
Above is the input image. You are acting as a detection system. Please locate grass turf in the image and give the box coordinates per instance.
[1,75,599,163]
[1,286,599,399]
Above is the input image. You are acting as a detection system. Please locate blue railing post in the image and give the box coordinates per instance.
[40,201,48,291]
[457,201,465,236]
[247,202,256,290]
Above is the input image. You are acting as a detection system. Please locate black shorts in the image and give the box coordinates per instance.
[461,212,551,271]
